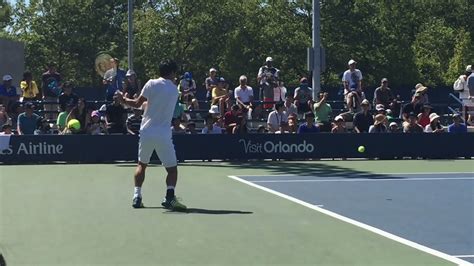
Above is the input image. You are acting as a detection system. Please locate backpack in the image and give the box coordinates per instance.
[453,75,466,92]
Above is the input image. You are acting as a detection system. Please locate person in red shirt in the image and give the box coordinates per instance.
[224,104,241,134]
[417,104,432,128]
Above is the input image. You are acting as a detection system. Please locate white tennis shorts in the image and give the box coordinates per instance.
[138,134,177,167]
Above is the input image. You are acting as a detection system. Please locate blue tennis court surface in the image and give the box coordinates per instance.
[237,172,474,264]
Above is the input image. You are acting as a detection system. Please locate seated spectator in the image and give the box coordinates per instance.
[369,114,388,133]
[186,122,198,134]
[414,84,429,105]
[234,75,254,116]
[0,124,12,135]
[123,70,141,99]
[0,104,11,128]
[171,117,186,134]
[9,102,23,130]
[20,71,39,102]
[183,94,199,112]
[17,102,40,135]
[353,99,373,133]
[417,104,432,128]
[178,72,197,98]
[375,104,386,115]
[202,115,222,134]
[273,81,287,102]
[224,104,241,134]
[233,115,248,134]
[373,78,394,108]
[385,109,395,123]
[105,94,127,134]
[294,77,313,114]
[331,115,346,133]
[58,81,79,111]
[257,125,267,133]
[448,114,467,133]
[205,68,219,101]
[388,122,400,133]
[212,77,230,116]
[287,114,298,133]
[208,105,220,119]
[298,112,320,133]
[67,97,89,134]
[403,112,424,133]
[173,98,188,122]
[284,94,297,117]
[57,103,73,131]
[267,102,288,133]
[34,118,54,135]
[126,108,143,135]
[0,75,20,112]
[402,94,423,121]
[424,113,444,133]
[314,92,332,132]
[87,110,108,135]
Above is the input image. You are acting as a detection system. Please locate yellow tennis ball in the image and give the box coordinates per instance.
[358,145,365,153]
[67,119,81,130]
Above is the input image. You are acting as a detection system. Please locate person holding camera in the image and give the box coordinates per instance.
[257,57,280,109]
[313,92,332,132]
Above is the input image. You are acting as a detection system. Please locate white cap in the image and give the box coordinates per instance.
[2,75,13,81]
[389,122,398,127]
[334,115,344,122]
[126,69,136,77]
[265,57,273,62]
[208,105,219,114]
[209,68,217,73]
[348,59,357,65]
[466,65,472,73]
[375,104,385,111]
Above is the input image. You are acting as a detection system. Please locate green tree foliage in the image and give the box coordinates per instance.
[5,0,474,91]
[0,0,11,29]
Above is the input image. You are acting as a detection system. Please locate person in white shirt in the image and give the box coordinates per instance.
[454,65,473,121]
[273,81,287,102]
[117,59,186,211]
[267,102,288,133]
[234,75,254,118]
[201,115,222,134]
[342,59,363,112]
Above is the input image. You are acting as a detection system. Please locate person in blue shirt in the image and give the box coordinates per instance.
[0,75,20,112]
[298,112,320,134]
[448,114,468,133]
[103,58,126,101]
[17,102,40,135]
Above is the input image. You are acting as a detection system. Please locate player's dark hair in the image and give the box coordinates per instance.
[159,59,178,77]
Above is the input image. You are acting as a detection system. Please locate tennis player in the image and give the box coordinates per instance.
[117,59,186,211]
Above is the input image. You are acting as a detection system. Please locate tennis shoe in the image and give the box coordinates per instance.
[132,197,144,208]
[161,196,187,211]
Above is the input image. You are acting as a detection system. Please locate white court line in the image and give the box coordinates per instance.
[241,172,474,177]
[455,255,474,258]
[228,175,472,266]
[250,177,474,183]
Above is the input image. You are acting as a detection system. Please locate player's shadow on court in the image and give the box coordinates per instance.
[143,206,253,215]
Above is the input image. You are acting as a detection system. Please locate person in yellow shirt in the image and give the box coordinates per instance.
[212,77,230,115]
[20,71,39,101]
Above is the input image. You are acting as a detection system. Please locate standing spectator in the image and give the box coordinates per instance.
[448,114,467,133]
[403,112,424,133]
[41,63,61,119]
[257,57,279,108]
[369,114,388,133]
[212,77,230,116]
[171,117,186,134]
[205,68,219,101]
[0,75,20,112]
[178,72,197,98]
[202,115,222,134]
[331,115,346,133]
[424,113,444,133]
[126,108,143,135]
[20,71,39,102]
[467,65,474,121]
[402,94,423,121]
[388,122,400,133]
[313,92,332,132]
[283,94,298,117]
[353,99,373,133]
[1,124,12,135]
[58,81,79,111]
[87,110,107,135]
[224,104,240,134]
[234,75,254,116]
[373,78,394,108]
[105,94,127,134]
[454,65,473,121]
[233,115,248,134]
[414,84,429,105]
[342,59,363,112]
[298,112,320,133]
[273,81,287,102]
[294,77,313,114]
[0,104,11,128]
[417,104,432,128]
[103,58,126,101]
[123,70,142,99]
[267,102,288,133]
[17,102,40,135]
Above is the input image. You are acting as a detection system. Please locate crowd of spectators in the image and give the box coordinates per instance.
[0,58,473,136]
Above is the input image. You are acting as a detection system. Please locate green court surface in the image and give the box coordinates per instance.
[1,160,472,266]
